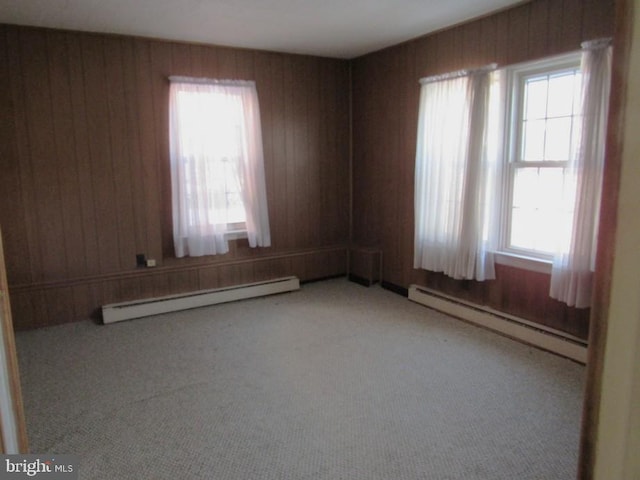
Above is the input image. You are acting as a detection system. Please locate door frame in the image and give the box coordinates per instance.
[0,227,29,453]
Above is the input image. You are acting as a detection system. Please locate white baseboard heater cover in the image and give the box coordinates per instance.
[408,284,587,364]
[102,276,300,324]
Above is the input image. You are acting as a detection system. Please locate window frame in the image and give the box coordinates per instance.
[498,52,582,269]
[173,87,249,236]
[169,77,272,258]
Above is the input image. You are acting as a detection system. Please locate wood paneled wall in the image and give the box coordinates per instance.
[0,0,617,334]
[0,25,350,329]
[351,0,615,340]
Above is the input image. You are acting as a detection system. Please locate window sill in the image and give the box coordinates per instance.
[225,229,248,241]
[494,251,552,275]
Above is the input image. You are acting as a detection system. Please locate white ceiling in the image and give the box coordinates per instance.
[0,0,523,59]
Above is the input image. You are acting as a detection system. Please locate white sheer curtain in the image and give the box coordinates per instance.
[414,66,502,281]
[169,77,271,258]
[550,39,612,308]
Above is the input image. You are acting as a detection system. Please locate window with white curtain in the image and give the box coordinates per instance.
[169,77,271,258]
[414,40,611,308]
[503,54,582,259]
[413,65,502,281]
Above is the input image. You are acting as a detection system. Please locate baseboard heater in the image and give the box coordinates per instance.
[408,285,587,363]
[102,276,300,325]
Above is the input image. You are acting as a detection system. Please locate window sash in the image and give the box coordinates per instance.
[500,54,581,261]
[181,154,246,229]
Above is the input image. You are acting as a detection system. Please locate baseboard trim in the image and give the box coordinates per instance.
[102,276,300,324]
[408,284,587,363]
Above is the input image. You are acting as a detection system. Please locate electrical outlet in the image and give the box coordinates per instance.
[136,253,146,267]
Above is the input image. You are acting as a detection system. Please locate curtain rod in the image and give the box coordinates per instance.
[418,37,612,85]
[168,76,255,87]
[419,64,497,85]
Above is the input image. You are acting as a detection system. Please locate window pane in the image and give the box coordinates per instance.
[510,167,569,255]
[510,206,536,251]
[547,73,578,117]
[175,89,248,228]
[545,117,572,160]
[538,168,565,207]
[519,68,581,164]
[524,78,548,120]
[522,119,545,161]
[225,192,246,224]
[222,157,245,224]
[512,167,539,208]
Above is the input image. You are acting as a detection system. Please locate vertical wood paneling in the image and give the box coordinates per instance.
[436,28,461,73]
[507,3,531,64]
[460,21,482,68]
[381,48,403,285]
[202,44,219,78]
[151,273,170,298]
[478,16,498,64]
[20,29,68,281]
[171,42,192,75]
[167,269,198,295]
[151,42,173,261]
[283,56,297,249]
[104,37,138,270]
[0,27,30,284]
[351,0,614,338]
[528,0,550,60]
[44,287,75,326]
[306,58,321,246]
[293,57,310,248]
[1,25,350,328]
[235,50,254,80]
[72,283,98,321]
[198,266,220,290]
[254,258,285,282]
[81,34,121,274]
[351,55,382,247]
[269,54,288,250]
[190,45,205,78]
[401,43,418,286]
[133,39,163,262]
[253,52,276,246]
[66,32,101,278]
[561,0,584,49]
[46,31,87,278]
[582,0,615,40]
[494,10,510,65]
[119,278,142,303]
[547,0,567,53]
[322,60,349,245]
[121,39,148,257]
[217,47,237,78]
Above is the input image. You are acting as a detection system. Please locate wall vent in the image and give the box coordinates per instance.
[408,284,587,363]
[102,276,300,324]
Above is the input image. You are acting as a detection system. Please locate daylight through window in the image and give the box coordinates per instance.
[504,58,582,258]
[169,77,271,258]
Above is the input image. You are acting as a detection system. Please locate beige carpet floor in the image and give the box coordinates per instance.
[15,278,585,479]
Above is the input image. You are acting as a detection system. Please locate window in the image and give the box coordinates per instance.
[169,77,271,258]
[414,66,500,281]
[502,54,582,260]
[414,40,612,307]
